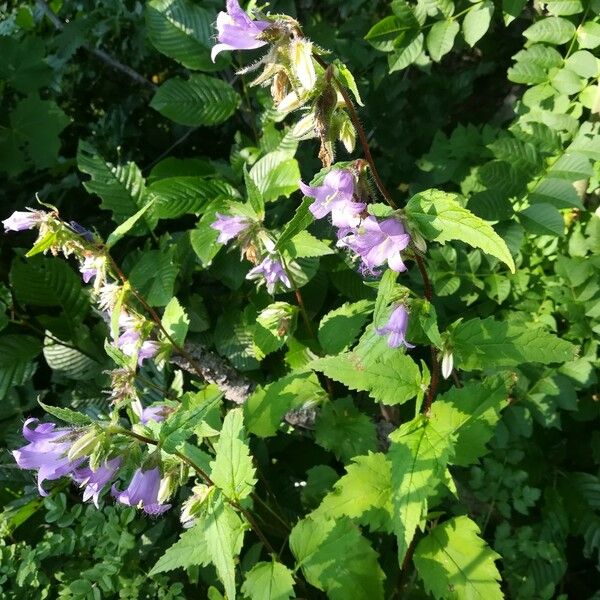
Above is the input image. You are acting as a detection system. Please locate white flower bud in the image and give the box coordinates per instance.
[291,112,317,140]
[157,473,174,504]
[277,89,309,114]
[338,115,356,153]
[441,351,454,380]
[412,231,427,253]
[67,429,99,461]
[290,39,316,91]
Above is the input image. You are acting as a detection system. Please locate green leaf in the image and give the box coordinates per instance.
[388,33,424,73]
[0,37,52,93]
[318,300,374,355]
[452,317,578,371]
[313,452,391,522]
[161,297,190,347]
[210,408,256,501]
[77,141,156,232]
[275,197,314,250]
[545,0,583,15]
[38,401,93,426]
[413,516,503,600]
[160,390,222,453]
[284,231,334,259]
[105,201,156,247]
[520,203,564,236]
[314,397,378,462]
[365,8,419,52]
[427,20,460,62]
[405,189,516,272]
[149,176,235,219]
[463,0,494,47]
[146,0,221,71]
[43,338,101,381]
[244,168,265,219]
[429,380,507,466]
[548,152,594,180]
[249,151,300,202]
[204,495,246,600]
[11,256,89,324]
[150,75,240,126]
[128,249,178,307]
[150,522,211,575]
[0,335,42,400]
[389,415,454,563]
[241,560,296,600]
[310,352,423,406]
[245,371,325,437]
[523,16,576,45]
[290,516,385,600]
[577,21,600,49]
[529,178,583,209]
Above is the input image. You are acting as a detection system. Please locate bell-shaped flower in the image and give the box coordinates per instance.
[211,0,270,62]
[300,169,365,228]
[3,210,43,232]
[138,340,159,365]
[211,213,252,245]
[246,255,292,294]
[72,457,122,508]
[12,418,85,496]
[376,305,414,349]
[337,216,410,274]
[112,467,171,515]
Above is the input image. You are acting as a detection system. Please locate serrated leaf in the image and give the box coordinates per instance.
[43,338,101,381]
[413,516,503,600]
[146,0,221,71]
[310,352,423,406]
[314,397,378,462]
[128,249,178,307]
[0,37,52,93]
[245,371,325,437]
[106,200,156,247]
[318,300,374,355]
[151,75,240,126]
[161,297,190,347]
[149,176,235,219]
[463,0,494,47]
[452,317,578,370]
[406,189,515,272]
[149,522,211,575]
[427,20,460,62]
[313,452,391,522]
[77,141,155,232]
[290,516,385,600]
[210,408,256,501]
[38,400,93,426]
[529,178,583,209]
[241,560,295,600]
[275,197,314,250]
[0,335,41,399]
[523,16,576,45]
[204,495,246,600]
[284,231,334,259]
[389,415,454,563]
[249,151,300,202]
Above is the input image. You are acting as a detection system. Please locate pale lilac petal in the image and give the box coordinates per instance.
[2,211,42,232]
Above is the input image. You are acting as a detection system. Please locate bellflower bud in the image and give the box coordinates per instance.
[290,38,316,91]
[441,351,454,379]
[2,210,43,232]
[376,305,415,349]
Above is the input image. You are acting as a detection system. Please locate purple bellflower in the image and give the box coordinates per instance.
[299,169,366,228]
[79,255,104,284]
[246,255,292,294]
[140,405,169,425]
[211,0,270,62]
[211,213,252,244]
[2,210,42,232]
[72,457,122,508]
[12,419,84,496]
[377,305,414,349]
[138,340,160,365]
[338,216,411,274]
[112,467,171,515]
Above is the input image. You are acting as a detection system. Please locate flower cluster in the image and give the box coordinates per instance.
[13,417,173,514]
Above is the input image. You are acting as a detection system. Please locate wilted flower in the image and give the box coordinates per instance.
[97,283,122,312]
[12,419,85,496]
[79,254,106,288]
[246,255,292,294]
[2,210,43,232]
[376,305,414,349]
[68,220,94,242]
[72,457,122,508]
[112,467,171,515]
[211,0,270,62]
[211,213,252,244]
[300,169,365,228]
[338,216,410,274]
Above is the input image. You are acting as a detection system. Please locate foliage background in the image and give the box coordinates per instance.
[0,0,599,598]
